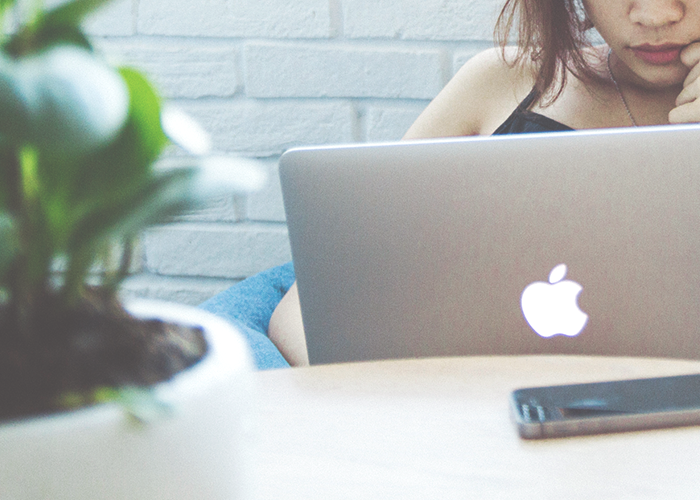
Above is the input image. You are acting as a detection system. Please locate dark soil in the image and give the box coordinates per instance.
[0,287,207,422]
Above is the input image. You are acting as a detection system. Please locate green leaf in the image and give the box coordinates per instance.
[57,67,167,207]
[47,66,166,242]
[61,168,195,299]
[4,23,92,57]
[32,65,164,253]
[118,67,169,167]
[67,168,197,256]
[58,385,173,425]
[44,0,114,27]
[19,146,54,288]
[5,19,90,57]
[0,54,33,137]
[0,0,14,31]
[0,46,129,157]
[0,0,13,13]
[4,0,113,56]
[95,386,173,425]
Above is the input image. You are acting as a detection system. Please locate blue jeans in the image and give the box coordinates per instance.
[199,262,295,370]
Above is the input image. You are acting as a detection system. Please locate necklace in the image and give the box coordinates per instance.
[607,49,638,127]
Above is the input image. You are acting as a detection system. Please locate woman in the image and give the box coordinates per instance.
[268,0,700,366]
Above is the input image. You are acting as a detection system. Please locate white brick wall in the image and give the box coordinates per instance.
[85,0,499,305]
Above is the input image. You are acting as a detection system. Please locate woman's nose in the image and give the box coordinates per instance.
[629,0,685,28]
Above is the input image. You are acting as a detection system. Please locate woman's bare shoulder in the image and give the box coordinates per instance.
[403,47,536,139]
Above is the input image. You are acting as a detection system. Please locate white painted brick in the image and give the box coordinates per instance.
[453,42,496,75]
[176,194,245,223]
[246,158,285,222]
[120,273,240,305]
[97,39,238,98]
[144,222,291,278]
[344,0,500,41]
[137,0,333,38]
[365,104,427,142]
[84,0,134,36]
[150,157,247,223]
[175,100,356,156]
[245,43,445,99]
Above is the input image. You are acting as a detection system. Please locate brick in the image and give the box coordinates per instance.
[144,222,291,278]
[120,273,239,305]
[85,0,134,36]
[137,0,333,38]
[151,155,261,223]
[246,158,286,222]
[453,42,496,75]
[245,43,445,99]
[364,104,427,142]
[175,100,356,156]
[343,0,500,41]
[176,194,245,223]
[97,39,238,98]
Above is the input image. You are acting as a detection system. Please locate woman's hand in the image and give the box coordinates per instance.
[669,42,700,123]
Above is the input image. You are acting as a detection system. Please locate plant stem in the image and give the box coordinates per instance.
[16,146,40,335]
[4,147,21,214]
[3,146,24,336]
[103,238,133,297]
[9,146,55,336]
[63,248,90,307]
[19,145,48,289]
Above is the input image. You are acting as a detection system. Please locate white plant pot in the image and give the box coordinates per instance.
[0,299,255,500]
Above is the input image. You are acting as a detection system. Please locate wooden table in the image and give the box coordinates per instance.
[251,356,700,499]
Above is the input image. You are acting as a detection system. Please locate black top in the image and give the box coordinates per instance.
[492,89,574,135]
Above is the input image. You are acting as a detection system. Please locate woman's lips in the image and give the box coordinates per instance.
[631,44,684,65]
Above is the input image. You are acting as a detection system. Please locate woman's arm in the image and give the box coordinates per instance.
[404,47,535,138]
[268,281,309,366]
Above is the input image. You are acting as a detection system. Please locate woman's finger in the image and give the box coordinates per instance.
[684,59,700,89]
[676,79,699,106]
[680,41,700,69]
[669,100,700,124]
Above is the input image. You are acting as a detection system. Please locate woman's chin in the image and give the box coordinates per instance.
[627,65,688,92]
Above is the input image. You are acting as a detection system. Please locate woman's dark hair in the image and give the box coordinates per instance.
[495,0,597,104]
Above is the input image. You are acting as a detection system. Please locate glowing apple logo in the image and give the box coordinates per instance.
[520,264,588,338]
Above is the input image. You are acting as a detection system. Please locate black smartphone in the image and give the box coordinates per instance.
[510,373,700,439]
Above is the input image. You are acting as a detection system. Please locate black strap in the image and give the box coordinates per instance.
[517,88,540,112]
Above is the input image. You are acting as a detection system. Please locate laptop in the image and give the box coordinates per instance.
[279,124,700,365]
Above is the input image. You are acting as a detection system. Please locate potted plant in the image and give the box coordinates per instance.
[0,0,264,498]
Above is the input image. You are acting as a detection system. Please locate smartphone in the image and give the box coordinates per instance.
[510,373,700,439]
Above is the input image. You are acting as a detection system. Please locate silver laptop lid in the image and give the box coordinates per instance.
[280,125,700,364]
